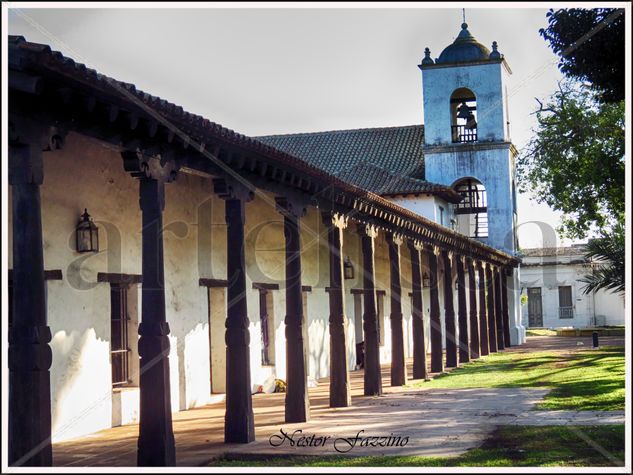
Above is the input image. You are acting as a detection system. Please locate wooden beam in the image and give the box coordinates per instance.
[198,278,228,288]
[252,282,280,291]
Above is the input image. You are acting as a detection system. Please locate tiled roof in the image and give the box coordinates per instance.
[335,162,461,201]
[257,125,425,177]
[9,35,519,266]
[256,125,460,201]
[520,246,587,258]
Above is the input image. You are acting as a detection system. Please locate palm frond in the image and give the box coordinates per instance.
[580,223,625,295]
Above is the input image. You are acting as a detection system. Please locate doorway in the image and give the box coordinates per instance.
[527,287,543,327]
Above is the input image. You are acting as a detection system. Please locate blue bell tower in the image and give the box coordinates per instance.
[419,21,518,255]
[419,20,525,345]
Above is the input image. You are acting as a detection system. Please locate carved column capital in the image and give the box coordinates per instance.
[275,196,308,218]
[356,222,378,239]
[122,150,180,183]
[9,116,66,186]
[431,244,441,256]
[9,115,66,151]
[213,176,255,202]
[386,232,404,246]
[321,211,348,229]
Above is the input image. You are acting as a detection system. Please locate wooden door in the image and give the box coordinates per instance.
[527,287,543,327]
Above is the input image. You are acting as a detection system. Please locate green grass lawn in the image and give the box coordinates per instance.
[526,328,558,336]
[410,346,624,411]
[214,425,624,467]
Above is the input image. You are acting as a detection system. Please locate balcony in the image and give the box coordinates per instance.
[451,125,477,143]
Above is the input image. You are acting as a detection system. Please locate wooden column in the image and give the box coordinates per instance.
[485,264,498,353]
[467,258,480,359]
[323,212,351,407]
[8,123,55,467]
[502,267,512,348]
[358,224,382,396]
[135,177,175,465]
[427,246,443,373]
[456,255,469,364]
[494,266,505,351]
[120,149,185,466]
[276,197,310,422]
[477,262,490,356]
[408,241,427,380]
[387,233,407,386]
[214,178,255,443]
[442,250,457,368]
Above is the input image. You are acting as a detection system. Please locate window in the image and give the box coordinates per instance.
[558,286,573,319]
[453,178,488,238]
[258,290,275,366]
[110,283,131,386]
[439,206,445,226]
[450,88,477,143]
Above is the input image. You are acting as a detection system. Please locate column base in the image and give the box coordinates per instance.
[510,324,527,345]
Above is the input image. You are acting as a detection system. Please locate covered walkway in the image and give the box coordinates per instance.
[52,335,624,466]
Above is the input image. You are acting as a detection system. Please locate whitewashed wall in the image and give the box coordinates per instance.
[9,131,437,442]
[520,261,625,328]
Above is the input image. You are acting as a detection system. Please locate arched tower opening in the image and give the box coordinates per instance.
[453,177,487,238]
[450,88,477,143]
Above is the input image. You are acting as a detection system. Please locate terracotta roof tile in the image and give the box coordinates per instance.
[520,246,587,257]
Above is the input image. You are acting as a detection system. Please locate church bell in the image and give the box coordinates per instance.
[457,102,477,129]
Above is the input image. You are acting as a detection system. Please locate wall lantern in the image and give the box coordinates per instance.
[343,257,355,280]
[76,208,99,253]
[422,272,431,288]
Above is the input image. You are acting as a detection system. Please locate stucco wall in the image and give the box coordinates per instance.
[10,131,441,442]
[520,263,625,328]
[421,61,509,145]
[424,147,515,254]
[390,195,455,229]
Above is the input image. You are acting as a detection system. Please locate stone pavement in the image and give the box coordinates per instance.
[51,336,625,466]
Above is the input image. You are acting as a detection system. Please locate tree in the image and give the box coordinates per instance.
[518,80,625,240]
[525,8,627,296]
[540,8,625,103]
[579,223,625,295]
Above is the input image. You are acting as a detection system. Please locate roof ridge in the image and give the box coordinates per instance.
[256,124,423,139]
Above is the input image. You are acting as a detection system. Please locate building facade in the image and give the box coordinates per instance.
[7,21,524,467]
[519,246,625,329]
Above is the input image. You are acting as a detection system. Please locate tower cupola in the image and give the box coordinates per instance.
[436,23,491,65]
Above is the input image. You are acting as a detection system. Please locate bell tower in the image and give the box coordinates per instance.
[419,20,525,345]
[419,21,517,254]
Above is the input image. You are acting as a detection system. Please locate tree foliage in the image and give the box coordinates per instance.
[518,81,625,240]
[579,223,625,295]
[540,8,625,102]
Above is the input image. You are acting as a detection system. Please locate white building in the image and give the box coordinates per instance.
[7,20,525,466]
[519,246,625,329]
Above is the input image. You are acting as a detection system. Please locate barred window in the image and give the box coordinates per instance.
[558,286,574,319]
[259,290,275,366]
[110,283,131,386]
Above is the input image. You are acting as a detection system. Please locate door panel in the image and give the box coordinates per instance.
[527,287,543,327]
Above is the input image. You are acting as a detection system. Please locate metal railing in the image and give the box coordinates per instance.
[559,306,574,319]
[451,125,477,143]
